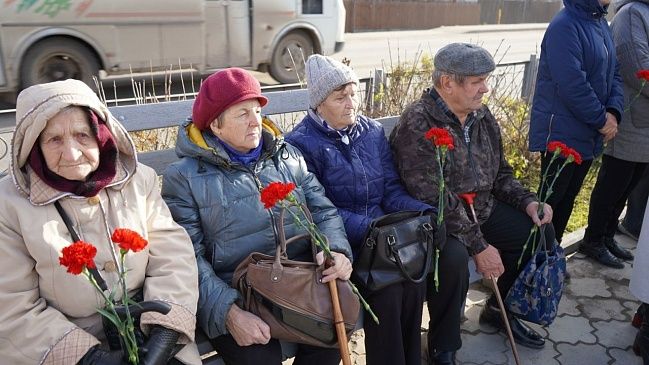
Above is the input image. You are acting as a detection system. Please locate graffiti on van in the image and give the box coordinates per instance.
[4,0,91,18]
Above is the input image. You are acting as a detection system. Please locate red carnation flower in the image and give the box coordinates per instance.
[636,70,649,82]
[425,128,447,141]
[112,228,148,253]
[436,136,455,150]
[564,147,583,165]
[425,127,454,149]
[261,182,296,209]
[59,241,97,275]
[547,141,568,154]
[459,192,477,205]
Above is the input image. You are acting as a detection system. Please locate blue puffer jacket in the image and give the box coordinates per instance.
[529,0,624,160]
[161,119,351,339]
[285,113,432,258]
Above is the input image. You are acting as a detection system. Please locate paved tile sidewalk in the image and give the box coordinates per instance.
[334,232,643,365]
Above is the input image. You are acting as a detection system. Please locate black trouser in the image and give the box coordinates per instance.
[426,237,469,354]
[211,335,340,365]
[540,152,593,242]
[481,201,556,302]
[584,155,648,244]
[623,166,649,236]
[361,279,427,365]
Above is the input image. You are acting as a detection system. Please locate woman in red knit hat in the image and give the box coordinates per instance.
[161,68,354,365]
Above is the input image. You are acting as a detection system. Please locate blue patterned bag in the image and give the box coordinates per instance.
[505,225,567,326]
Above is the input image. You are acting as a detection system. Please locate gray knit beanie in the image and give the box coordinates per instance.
[305,54,359,109]
[434,43,496,76]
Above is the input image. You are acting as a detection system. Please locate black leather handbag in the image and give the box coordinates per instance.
[353,211,435,291]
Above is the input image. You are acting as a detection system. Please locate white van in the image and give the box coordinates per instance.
[0,0,345,94]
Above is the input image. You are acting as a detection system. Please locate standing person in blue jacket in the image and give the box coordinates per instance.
[581,0,649,269]
[285,54,469,365]
[529,0,624,259]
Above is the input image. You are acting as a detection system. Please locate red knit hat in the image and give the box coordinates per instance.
[192,68,268,130]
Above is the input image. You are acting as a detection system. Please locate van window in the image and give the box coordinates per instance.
[302,0,322,14]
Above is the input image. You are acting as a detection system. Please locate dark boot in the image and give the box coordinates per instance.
[634,303,649,364]
[603,237,634,261]
[578,240,624,269]
[479,302,545,349]
[430,350,456,365]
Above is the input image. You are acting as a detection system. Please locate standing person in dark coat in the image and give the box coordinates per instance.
[285,54,468,365]
[528,0,624,252]
[581,0,649,268]
[391,43,555,351]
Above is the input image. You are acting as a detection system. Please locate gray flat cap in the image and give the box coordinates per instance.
[434,43,496,76]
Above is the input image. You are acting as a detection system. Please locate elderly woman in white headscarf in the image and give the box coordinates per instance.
[0,79,200,365]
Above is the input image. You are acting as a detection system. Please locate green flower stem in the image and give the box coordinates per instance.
[349,281,380,325]
[281,200,379,324]
[517,225,537,268]
[118,251,139,365]
[625,80,647,112]
[518,148,572,268]
[536,149,560,209]
[84,269,138,364]
[433,146,447,292]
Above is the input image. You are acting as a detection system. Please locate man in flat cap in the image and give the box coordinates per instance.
[390,43,555,362]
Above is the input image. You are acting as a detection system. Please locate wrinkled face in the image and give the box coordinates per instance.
[39,107,100,181]
[445,74,490,117]
[316,83,358,130]
[210,99,262,153]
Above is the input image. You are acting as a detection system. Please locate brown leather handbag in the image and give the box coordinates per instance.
[232,205,360,348]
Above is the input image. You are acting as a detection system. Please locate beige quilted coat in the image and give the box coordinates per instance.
[0,80,200,364]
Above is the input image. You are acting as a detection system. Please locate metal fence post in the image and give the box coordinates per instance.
[521,54,539,102]
[367,69,385,114]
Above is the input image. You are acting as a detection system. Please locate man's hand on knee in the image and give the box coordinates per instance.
[473,244,504,279]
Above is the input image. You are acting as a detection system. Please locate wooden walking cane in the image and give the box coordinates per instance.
[459,193,522,365]
[326,258,352,365]
[328,280,352,365]
[490,275,522,365]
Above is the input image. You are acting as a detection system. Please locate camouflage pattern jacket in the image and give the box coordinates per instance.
[390,89,537,255]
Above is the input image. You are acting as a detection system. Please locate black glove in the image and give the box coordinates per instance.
[140,326,181,365]
[79,346,127,365]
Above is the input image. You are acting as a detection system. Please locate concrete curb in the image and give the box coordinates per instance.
[561,226,585,256]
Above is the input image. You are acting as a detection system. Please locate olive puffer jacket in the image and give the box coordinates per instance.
[161,119,351,339]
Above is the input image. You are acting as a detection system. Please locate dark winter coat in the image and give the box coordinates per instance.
[606,0,649,162]
[285,113,432,257]
[529,0,624,160]
[390,90,537,255]
[161,119,351,339]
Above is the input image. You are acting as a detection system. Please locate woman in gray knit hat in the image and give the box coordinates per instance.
[285,55,464,365]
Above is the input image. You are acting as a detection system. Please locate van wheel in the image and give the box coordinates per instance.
[269,31,315,84]
[21,38,100,89]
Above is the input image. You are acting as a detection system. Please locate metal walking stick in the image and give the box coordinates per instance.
[326,259,352,365]
[459,193,522,365]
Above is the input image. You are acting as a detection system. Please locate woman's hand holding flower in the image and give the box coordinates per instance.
[316,251,352,283]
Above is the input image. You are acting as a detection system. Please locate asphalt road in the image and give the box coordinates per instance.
[0,23,548,128]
